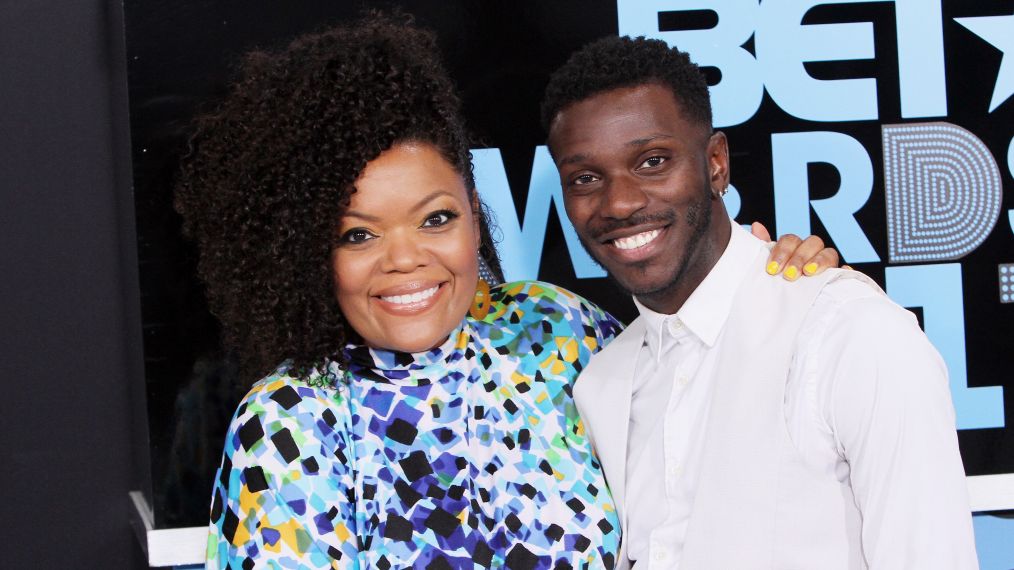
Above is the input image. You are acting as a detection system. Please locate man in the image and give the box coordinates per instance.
[542,36,978,569]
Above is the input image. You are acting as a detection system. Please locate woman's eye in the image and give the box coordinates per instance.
[638,156,667,169]
[421,210,458,228]
[341,228,375,244]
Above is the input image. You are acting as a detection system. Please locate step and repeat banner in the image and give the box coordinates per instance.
[124,0,1012,539]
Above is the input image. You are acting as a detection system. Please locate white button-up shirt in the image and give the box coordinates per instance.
[624,224,976,568]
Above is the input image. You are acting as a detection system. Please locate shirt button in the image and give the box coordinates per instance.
[668,319,683,333]
[653,550,667,561]
[676,375,689,387]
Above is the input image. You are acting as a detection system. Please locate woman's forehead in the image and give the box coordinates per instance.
[344,143,469,212]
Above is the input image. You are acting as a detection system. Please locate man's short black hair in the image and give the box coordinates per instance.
[541,35,712,134]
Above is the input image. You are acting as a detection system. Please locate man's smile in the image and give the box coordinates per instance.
[611,228,662,250]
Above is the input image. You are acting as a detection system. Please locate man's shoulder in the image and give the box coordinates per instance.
[801,271,938,376]
[746,267,887,315]
[819,275,928,340]
[810,271,913,331]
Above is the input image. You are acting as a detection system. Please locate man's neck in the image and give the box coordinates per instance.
[635,215,732,315]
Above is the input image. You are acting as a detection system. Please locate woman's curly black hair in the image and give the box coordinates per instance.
[175,15,501,384]
[540,35,713,134]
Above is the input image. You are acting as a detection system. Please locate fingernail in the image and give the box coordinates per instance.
[784,266,800,281]
[842,264,853,271]
[803,262,818,275]
[766,261,780,275]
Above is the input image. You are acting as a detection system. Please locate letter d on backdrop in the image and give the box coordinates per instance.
[882,123,1002,263]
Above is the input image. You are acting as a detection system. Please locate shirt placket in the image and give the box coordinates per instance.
[647,316,694,568]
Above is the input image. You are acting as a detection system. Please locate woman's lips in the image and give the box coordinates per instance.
[373,282,446,314]
[380,284,439,305]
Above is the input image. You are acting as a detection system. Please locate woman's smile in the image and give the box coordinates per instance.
[374,281,446,313]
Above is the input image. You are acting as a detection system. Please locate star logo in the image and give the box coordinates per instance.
[955,14,1014,113]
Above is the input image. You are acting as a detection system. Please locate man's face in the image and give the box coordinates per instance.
[548,84,729,301]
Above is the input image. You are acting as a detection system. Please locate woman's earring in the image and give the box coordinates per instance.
[477,253,498,285]
[470,278,492,321]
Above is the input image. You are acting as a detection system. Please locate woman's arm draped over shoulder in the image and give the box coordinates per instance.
[207,376,360,569]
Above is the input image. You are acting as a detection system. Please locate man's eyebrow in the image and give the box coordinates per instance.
[559,134,676,166]
[559,153,589,166]
[342,190,454,222]
[627,134,674,147]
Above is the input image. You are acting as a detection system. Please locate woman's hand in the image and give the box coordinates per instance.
[750,222,841,281]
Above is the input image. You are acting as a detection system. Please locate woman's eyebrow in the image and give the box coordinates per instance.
[342,190,456,222]
[341,209,379,222]
[408,190,456,211]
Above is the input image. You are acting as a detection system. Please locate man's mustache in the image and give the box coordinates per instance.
[586,210,678,242]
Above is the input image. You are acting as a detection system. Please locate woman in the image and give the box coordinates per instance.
[176,16,835,569]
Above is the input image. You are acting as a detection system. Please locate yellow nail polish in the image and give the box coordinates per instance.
[784,266,800,281]
[766,261,780,275]
[803,262,818,275]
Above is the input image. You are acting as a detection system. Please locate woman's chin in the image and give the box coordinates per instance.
[374,333,452,354]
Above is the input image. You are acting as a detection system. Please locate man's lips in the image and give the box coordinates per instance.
[611,228,662,250]
[592,224,669,262]
[596,221,669,247]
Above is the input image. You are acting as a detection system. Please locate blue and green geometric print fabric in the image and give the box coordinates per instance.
[207,281,623,569]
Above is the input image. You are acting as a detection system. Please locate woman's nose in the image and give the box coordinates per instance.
[381,230,428,272]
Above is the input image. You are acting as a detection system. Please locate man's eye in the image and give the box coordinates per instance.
[341,228,375,244]
[421,210,458,228]
[572,174,599,186]
[638,156,667,169]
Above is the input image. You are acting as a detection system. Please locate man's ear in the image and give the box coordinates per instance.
[707,131,730,195]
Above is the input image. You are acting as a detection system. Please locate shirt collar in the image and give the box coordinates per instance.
[633,221,760,349]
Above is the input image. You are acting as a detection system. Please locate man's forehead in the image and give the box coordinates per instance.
[563,85,678,119]
[548,85,699,157]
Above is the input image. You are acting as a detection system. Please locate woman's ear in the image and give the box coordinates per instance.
[471,190,482,250]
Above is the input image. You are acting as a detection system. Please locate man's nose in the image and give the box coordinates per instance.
[600,174,649,219]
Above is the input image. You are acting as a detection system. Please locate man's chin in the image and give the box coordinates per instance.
[604,267,675,298]
[583,241,678,296]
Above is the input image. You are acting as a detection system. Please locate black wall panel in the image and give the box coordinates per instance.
[0,0,147,567]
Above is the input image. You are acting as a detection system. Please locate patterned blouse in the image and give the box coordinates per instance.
[207,281,623,569]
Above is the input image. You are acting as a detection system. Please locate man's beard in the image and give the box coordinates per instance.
[578,189,713,298]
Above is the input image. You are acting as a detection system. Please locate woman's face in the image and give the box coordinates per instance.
[332,142,480,353]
